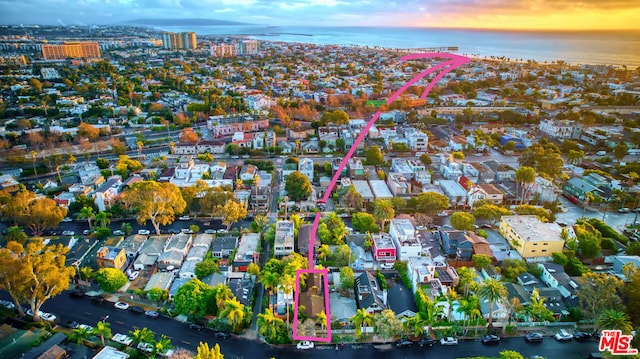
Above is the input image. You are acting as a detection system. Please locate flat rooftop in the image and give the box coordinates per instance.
[501,215,563,242]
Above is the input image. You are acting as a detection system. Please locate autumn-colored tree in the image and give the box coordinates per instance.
[194,342,224,359]
[77,122,100,140]
[221,199,247,230]
[0,241,75,320]
[122,181,186,235]
[12,195,67,235]
[179,128,199,144]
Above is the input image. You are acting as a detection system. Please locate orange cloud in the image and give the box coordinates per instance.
[412,7,640,30]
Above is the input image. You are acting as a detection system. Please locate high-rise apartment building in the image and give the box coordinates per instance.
[41,42,101,60]
[237,39,260,55]
[161,32,197,50]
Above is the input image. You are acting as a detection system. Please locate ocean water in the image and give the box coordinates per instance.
[157,25,640,67]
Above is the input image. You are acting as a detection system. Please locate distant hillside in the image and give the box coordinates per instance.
[120,18,251,26]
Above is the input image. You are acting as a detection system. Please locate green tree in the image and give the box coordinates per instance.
[451,151,465,160]
[2,226,28,244]
[351,212,379,233]
[577,272,624,329]
[130,327,155,345]
[613,142,629,161]
[93,268,128,292]
[515,166,536,205]
[0,240,75,320]
[415,192,450,214]
[473,204,511,224]
[284,171,312,202]
[220,297,245,332]
[477,278,507,328]
[472,254,492,269]
[122,181,186,235]
[318,212,347,244]
[195,258,219,279]
[373,199,395,229]
[68,326,91,345]
[316,244,332,263]
[351,308,374,338]
[597,309,633,334]
[174,278,213,318]
[373,309,403,340]
[340,266,355,289]
[450,212,476,230]
[334,244,353,267]
[419,153,432,166]
[625,265,640,326]
[95,210,110,228]
[93,320,112,346]
[365,145,385,165]
[78,206,95,229]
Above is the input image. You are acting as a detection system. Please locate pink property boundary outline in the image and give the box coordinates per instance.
[292,52,470,342]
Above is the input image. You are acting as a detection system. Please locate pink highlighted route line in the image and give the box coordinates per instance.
[294,53,470,342]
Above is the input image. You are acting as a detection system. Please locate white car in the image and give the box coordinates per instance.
[217,229,228,233]
[204,229,217,234]
[78,324,93,332]
[62,217,73,222]
[41,312,57,322]
[440,337,459,346]
[0,300,16,309]
[380,262,394,270]
[114,302,130,310]
[128,271,140,281]
[437,211,448,217]
[137,342,154,353]
[296,341,315,350]
[112,333,133,346]
[113,230,124,235]
[178,216,190,221]
[555,329,573,341]
[138,229,151,235]
[62,230,75,236]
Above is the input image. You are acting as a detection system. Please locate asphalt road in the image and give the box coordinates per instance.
[24,292,602,359]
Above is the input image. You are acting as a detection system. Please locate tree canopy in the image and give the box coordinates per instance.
[414,192,450,214]
[94,268,128,292]
[284,171,312,202]
[0,240,75,320]
[450,212,476,230]
[122,181,186,235]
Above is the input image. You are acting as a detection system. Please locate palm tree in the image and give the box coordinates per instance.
[130,327,155,345]
[350,308,373,338]
[597,309,633,334]
[445,287,459,322]
[95,210,111,228]
[30,151,38,178]
[137,140,144,159]
[68,326,91,345]
[456,266,477,298]
[220,297,245,332]
[404,312,426,338]
[373,199,394,229]
[503,297,523,334]
[78,206,95,229]
[260,271,280,296]
[79,266,94,283]
[279,274,296,325]
[257,308,277,339]
[253,174,261,211]
[214,284,233,311]
[93,320,112,346]
[477,278,507,329]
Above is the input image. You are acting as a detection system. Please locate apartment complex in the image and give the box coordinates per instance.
[274,220,295,258]
[161,32,197,50]
[499,215,565,259]
[41,42,101,60]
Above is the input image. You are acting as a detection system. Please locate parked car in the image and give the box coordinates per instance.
[78,324,93,332]
[130,306,145,314]
[555,329,573,341]
[113,230,124,235]
[481,223,493,229]
[145,310,159,319]
[64,320,79,329]
[380,262,394,270]
[62,217,73,222]
[213,331,230,339]
[138,229,151,235]
[188,323,204,331]
[178,216,190,221]
[62,230,75,236]
[89,295,104,304]
[296,341,314,350]
[0,299,16,309]
[437,211,448,217]
[137,342,154,353]
[418,337,436,347]
[114,302,130,310]
[83,229,91,235]
[217,229,228,233]
[573,331,592,341]
[524,332,544,343]
[481,334,501,345]
[440,337,459,346]
[112,333,133,346]
[618,208,631,213]
[69,289,84,297]
[395,339,413,347]
[128,271,140,281]
[41,312,57,322]
[204,229,217,234]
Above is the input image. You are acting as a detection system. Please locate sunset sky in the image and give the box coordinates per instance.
[0,0,639,30]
